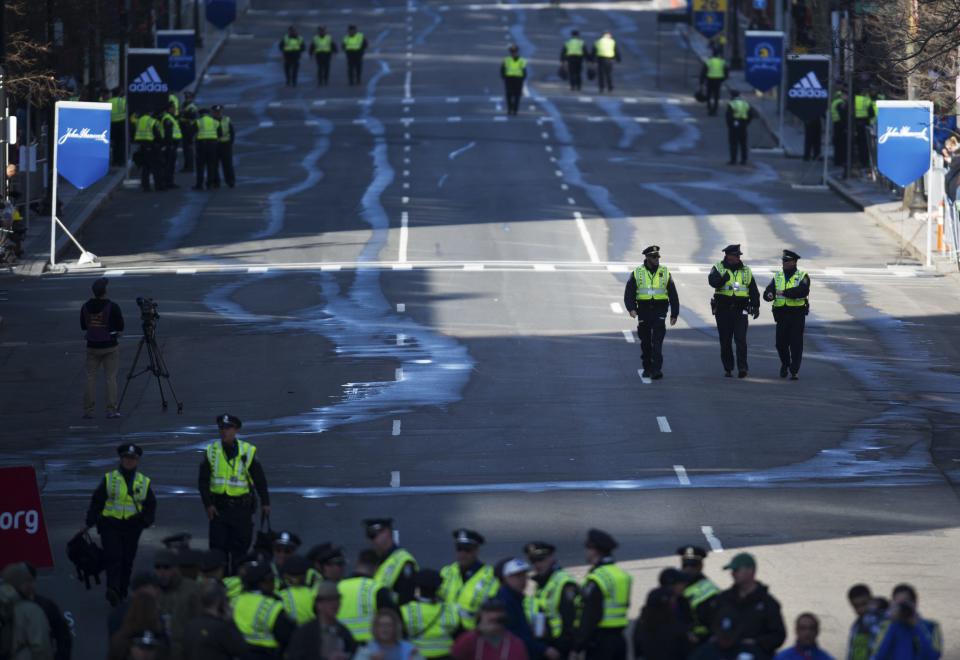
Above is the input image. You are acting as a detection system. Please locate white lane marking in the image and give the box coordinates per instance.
[397,303,406,312]
[397,333,406,345]
[392,420,402,436]
[176,268,197,275]
[312,100,326,106]
[638,369,651,384]
[320,264,341,271]
[634,117,651,123]
[390,471,400,487]
[578,96,592,103]
[608,265,630,273]
[402,196,410,204]
[622,329,636,343]
[679,265,700,274]
[554,170,563,177]
[824,267,845,276]
[701,525,724,552]
[560,183,569,190]
[259,120,274,128]
[587,116,604,123]
[446,96,460,103]
[533,264,556,271]
[404,145,411,152]
[304,119,320,126]
[403,182,410,189]
[493,116,508,122]
[268,101,282,108]
[393,263,413,269]
[674,465,690,485]
[541,131,549,139]
[567,197,576,205]
[395,367,404,381]
[549,156,557,163]
[401,117,414,126]
[352,119,367,125]
[610,302,624,314]
[545,145,553,152]
[624,97,638,103]
[574,212,600,263]
[403,170,410,177]
[247,266,268,274]
[0,341,27,347]
[103,270,125,276]
[447,116,462,122]
[657,416,672,433]
[404,70,412,100]
[448,141,476,160]
[399,211,409,263]
[463,263,485,271]
[404,132,411,140]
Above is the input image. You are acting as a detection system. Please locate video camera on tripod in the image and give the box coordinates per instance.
[117,296,183,414]
[136,296,160,334]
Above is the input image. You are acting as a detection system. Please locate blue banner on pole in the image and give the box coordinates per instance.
[56,102,111,190]
[693,11,725,37]
[744,31,783,93]
[156,31,195,92]
[206,0,237,30]
[876,101,933,187]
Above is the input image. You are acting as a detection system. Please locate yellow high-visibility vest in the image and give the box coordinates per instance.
[196,115,220,141]
[205,440,256,496]
[773,270,808,308]
[565,38,584,57]
[280,585,317,625]
[682,578,719,637]
[730,98,750,120]
[594,36,616,59]
[344,33,365,51]
[337,576,378,642]
[283,35,304,52]
[109,96,127,123]
[374,548,418,591]
[218,117,232,143]
[134,115,157,142]
[233,592,283,648]
[161,113,182,140]
[101,471,150,520]
[714,262,753,297]
[401,601,459,658]
[439,563,498,630]
[633,266,671,301]
[582,564,631,629]
[313,35,333,52]
[706,56,726,79]
[503,57,527,77]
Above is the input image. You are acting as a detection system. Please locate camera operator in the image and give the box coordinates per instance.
[871,584,942,660]
[81,278,125,419]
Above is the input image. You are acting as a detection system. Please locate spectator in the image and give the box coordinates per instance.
[22,564,70,660]
[452,600,529,660]
[286,581,357,660]
[108,572,161,638]
[183,581,246,660]
[355,609,421,660]
[846,584,882,660]
[108,591,167,660]
[155,550,201,659]
[79,277,124,419]
[942,137,960,203]
[871,584,941,660]
[689,614,753,660]
[712,553,786,660]
[0,562,52,660]
[494,558,559,660]
[775,613,833,660]
[632,587,689,660]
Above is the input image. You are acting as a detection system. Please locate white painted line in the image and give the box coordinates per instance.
[403,170,410,177]
[574,212,600,263]
[624,97,639,103]
[446,96,460,103]
[397,333,406,346]
[610,302,624,314]
[533,264,556,271]
[402,98,415,105]
[463,263,485,271]
[824,267,845,276]
[447,116,462,122]
[402,196,410,204]
[259,120,274,128]
[679,265,700,274]
[399,211,409,263]
[304,119,319,126]
[393,263,413,270]
[567,197,576,205]
[397,303,406,312]
[554,170,563,177]
[404,71,412,100]
[320,264,342,271]
[103,270,126,277]
[391,471,400,487]
[247,266,269,274]
[673,465,690,485]
[541,131,550,139]
[404,132,411,140]
[657,416,672,433]
[352,119,367,125]
[545,145,553,152]
[622,329,636,343]
[403,157,411,164]
[403,182,411,189]
[634,117,651,123]
[268,101,282,108]
[549,156,557,163]
[493,116,508,122]
[312,100,326,106]
[401,117,415,126]
[607,265,630,273]
[578,96,592,103]
[404,145,411,152]
[395,367,404,381]
[560,183,569,190]
[587,116,604,123]
[392,420,402,436]
[0,341,27,347]
[637,369,651,384]
[176,268,197,275]
[701,525,724,552]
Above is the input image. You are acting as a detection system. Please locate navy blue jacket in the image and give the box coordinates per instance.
[496,584,547,659]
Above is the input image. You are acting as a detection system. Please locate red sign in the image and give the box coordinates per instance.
[0,466,54,569]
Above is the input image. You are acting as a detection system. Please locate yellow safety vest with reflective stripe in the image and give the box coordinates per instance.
[439,563,498,630]
[168,93,180,116]
[401,601,459,658]
[730,98,750,120]
[337,576,378,642]
[831,96,844,123]
[205,440,256,497]
[313,35,333,52]
[503,57,526,78]
[101,471,150,520]
[682,578,719,637]
[161,113,182,140]
[595,36,616,59]
[535,569,577,639]
[224,576,243,603]
[633,266,671,301]
[218,116,232,143]
[706,56,726,79]
[714,262,752,297]
[854,95,871,120]
[773,270,808,308]
[280,585,317,625]
[109,96,126,123]
[583,564,631,629]
[134,115,157,142]
[344,33,365,51]
[565,38,584,57]
[283,35,304,52]
[374,548,418,591]
[196,115,220,141]
[233,592,284,648]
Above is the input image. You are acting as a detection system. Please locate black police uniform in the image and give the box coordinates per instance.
[623,246,680,378]
[676,545,719,646]
[573,530,628,660]
[160,111,181,189]
[213,107,236,188]
[365,518,417,605]
[85,444,156,603]
[526,542,579,654]
[763,250,810,379]
[725,95,756,165]
[180,100,198,172]
[708,245,760,377]
[310,34,338,86]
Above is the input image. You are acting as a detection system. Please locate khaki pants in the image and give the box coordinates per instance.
[85,346,119,415]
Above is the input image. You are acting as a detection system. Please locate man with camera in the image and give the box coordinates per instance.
[80,277,124,419]
[871,584,942,659]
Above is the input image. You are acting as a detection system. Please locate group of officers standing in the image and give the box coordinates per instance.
[279,24,369,88]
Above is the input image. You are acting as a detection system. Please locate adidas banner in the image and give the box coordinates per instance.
[127,48,172,117]
[744,31,783,93]
[876,101,933,187]
[55,101,112,190]
[156,30,196,92]
[785,55,831,122]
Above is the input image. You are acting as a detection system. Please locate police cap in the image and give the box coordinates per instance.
[415,568,443,591]
[659,567,691,587]
[217,413,242,429]
[308,543,345,564]
[584,528,617,554]
[132,630,161,649]
[782,249,801,261]
[677,545,708,565]
[177,549,203,568]
[642,245,661,257]
[162,532,192,549]
[211,104,223,112]
[363,518,393,536]
[273,531,302,548]
[242,561,272,589]
[730,89,741,98]
[153,550,178,568]
[722,244,743,256]
[453,528,485,547]
[524,541,556,561]
[117,443,143,457]
[282,555,310,577]
[200,549,226,572]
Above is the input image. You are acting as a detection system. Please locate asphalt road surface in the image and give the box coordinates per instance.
[3,0,960,657]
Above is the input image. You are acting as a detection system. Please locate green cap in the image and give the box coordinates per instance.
[722,552,756,571]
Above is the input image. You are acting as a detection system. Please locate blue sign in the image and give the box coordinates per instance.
[753,0,767,8]
[876,101,933,187]
[694,11,725,38]
[156,31,195,92]
[744,31,783,92]
[206,0,236,30]
[56,102,111,190]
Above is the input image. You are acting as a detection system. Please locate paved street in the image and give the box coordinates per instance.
[3,0,960,656]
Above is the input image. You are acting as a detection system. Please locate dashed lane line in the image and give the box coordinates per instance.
[657,416,672,433]
[674,465,690,485]
[701,525,724,552]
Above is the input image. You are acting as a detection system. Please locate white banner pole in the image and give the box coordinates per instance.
[49,103,60,268]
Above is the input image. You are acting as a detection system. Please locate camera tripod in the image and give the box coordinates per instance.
[117,323,183,413]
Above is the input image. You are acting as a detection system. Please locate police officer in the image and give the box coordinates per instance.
[831,88,847,168]
[198,414,270,575]
[211,104,236,188]
[180,92,199,173]
[133,107,161,191]
[107,88,127,167]
[439,529,498,630]
[233,560,296,656]
[561,30,585,92]
[593,31,619,93]
[160,100,182,190]
[338,549,396,643]
[676,545,720,646]
[401,569,460,658]
[700,47,727,116]
[280,26,306,87]
[278,555,315,625]
[853,87,875,173]
[306,543,346,589]
[162,532,192,551]
[726,90,755,165]
[708,244,759,378]
[501,45,527,116]
[193,107,220,191]
[573,529,632,660]
[343,25,368,86]
[365,518,418,604]
[524,542,578,654]
[763,249,810,380]
[271,530,301,590]
[83,443,156,606]
[624,245,679,380]
[310,26,338,86]
[168,91,180,118]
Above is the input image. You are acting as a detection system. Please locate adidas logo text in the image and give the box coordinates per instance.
[128,66,169,93]
[788,71,827,99]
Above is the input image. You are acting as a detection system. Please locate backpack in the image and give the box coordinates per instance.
[0,582,18,660]
[66,531,105,589]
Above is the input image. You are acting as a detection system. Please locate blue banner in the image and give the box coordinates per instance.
[206,0,236,30]
[876,101,933,187]
[744,31,783,93]
[56,102,111,190]
[694,11,725,38]
[156,31,195,92]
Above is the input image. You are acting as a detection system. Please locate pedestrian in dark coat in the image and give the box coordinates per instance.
[711,554,786,660]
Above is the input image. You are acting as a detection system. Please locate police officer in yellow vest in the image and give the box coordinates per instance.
[83,443,156,606]
[279,25,306,87]
[439,529,498,630]
[365,518,419,604]
[108,88,127,167]
[212,104,236,188]
[726,90,755,165]
[763,249,810,380]
[700,47,727,116]
[306,543,347,589]
[180,91,199,173]
[338,549,396,643]
[133,108,162,191]
[676,545,720,647]
[160,100,182,190]
[343,25,369,86]
[624,245,680,380]
[853,89,875,172]
[501,45,527,116]
[234,560,296,657]
[199,414,271,575]
[402,569,460,658]
[831,88,847,168]
[708,244,760,378]
[309,26,338,86]
[593,31,620,93]
[573,529,632,660]
[278,555,316,625]
[560,30,585,92]
[524,542,578,655]
[193,107,221,191]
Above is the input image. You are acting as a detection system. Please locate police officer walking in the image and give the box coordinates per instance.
[708,244,759,378]
[624,245,679,380]
[343,25,369,86]
[700,47,727,116]
[310,26,338,86]
[198,414,271,575]
[193,107,221,191]
[83,443,156,606]
[560,30,585,92]
[160,100,182,190]
[401,569,460,658]
[365,518,419,604]
[212,105,236,188]
[726,90,755,165]
[573,529,632,660]
[763,250,810,380]
[439,529,499,630]
[280,26,306,87]
[676,545,720,647]
[525,542,578,655]
[180,91,199,173]
[501,45,527,116]
[133,108,161,191]
[593,31,620,93]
